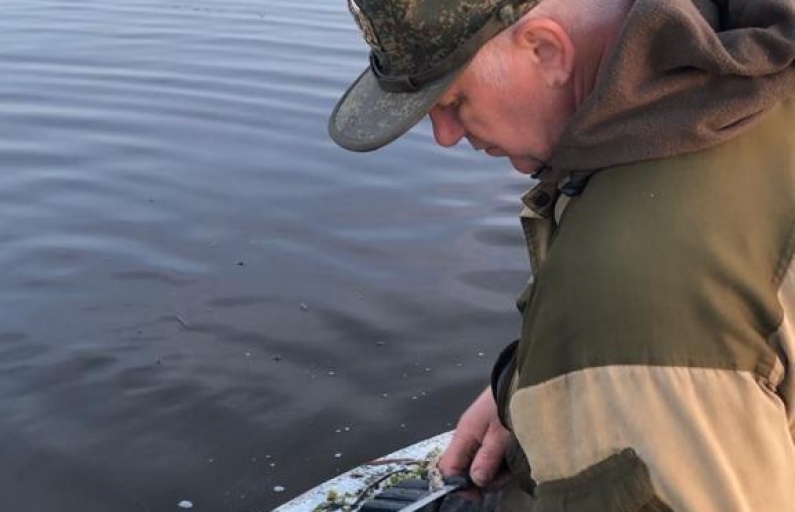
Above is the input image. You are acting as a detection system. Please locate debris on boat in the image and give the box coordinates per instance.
[311,447,442,511]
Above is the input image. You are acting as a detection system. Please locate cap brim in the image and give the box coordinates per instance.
[328,67,459,152]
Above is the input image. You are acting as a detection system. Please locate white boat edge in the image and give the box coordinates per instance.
[273,430,454,512]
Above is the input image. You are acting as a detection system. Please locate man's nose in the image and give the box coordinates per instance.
[428,107,465,147]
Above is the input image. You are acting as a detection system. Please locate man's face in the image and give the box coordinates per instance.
[427,41,574,175]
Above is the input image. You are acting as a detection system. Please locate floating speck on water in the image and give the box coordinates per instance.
[299,302,309,311]
[245,352,252,357]
[327,371,336,377]
[207,458,215,464]
[236,261,245,266]
[424,367,431,372]
[456,363,463,367]
[334,453,342,458]
[335,428,342,433]
[477,352,485,357]
[270,462,276,468]
[273,486,286,493]
[381,393,389,398]
[411,396,418,400]
[178,500,194,509]
[272,355,282,361]
[376,341,385,347]
[400,423,407,428]
[344,427,351,432]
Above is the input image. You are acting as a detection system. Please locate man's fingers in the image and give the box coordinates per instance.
[469,424,512,487]
[439,429,480,475]
[439,388,508,487]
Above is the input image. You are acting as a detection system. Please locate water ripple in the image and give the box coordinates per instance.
[0,1,533,510]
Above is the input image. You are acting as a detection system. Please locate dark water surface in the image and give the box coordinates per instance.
[0,1,532,510]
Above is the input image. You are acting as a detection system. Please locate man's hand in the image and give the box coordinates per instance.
[439,387,512,488]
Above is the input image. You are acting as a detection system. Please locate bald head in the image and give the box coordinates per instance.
[525,0,634,34]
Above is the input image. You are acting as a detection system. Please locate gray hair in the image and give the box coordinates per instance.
[470,41,512,89]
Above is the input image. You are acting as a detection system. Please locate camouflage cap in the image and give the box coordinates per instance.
[329,0,543,152]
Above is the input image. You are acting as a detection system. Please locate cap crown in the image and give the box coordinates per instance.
[348,0,540,86]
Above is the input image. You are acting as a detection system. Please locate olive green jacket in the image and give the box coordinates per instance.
[501,98,794,512]
[495,0,795,510]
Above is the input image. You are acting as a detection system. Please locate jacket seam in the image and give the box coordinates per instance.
[773,217,795,289]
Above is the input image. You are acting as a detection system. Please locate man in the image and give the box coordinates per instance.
[330,0,795,510]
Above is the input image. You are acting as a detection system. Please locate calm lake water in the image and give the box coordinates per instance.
[0,1,532,510]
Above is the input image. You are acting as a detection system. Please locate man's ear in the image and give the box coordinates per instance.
[511,18,574,87]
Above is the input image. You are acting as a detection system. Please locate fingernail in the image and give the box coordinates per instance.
[471,469,488,485]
